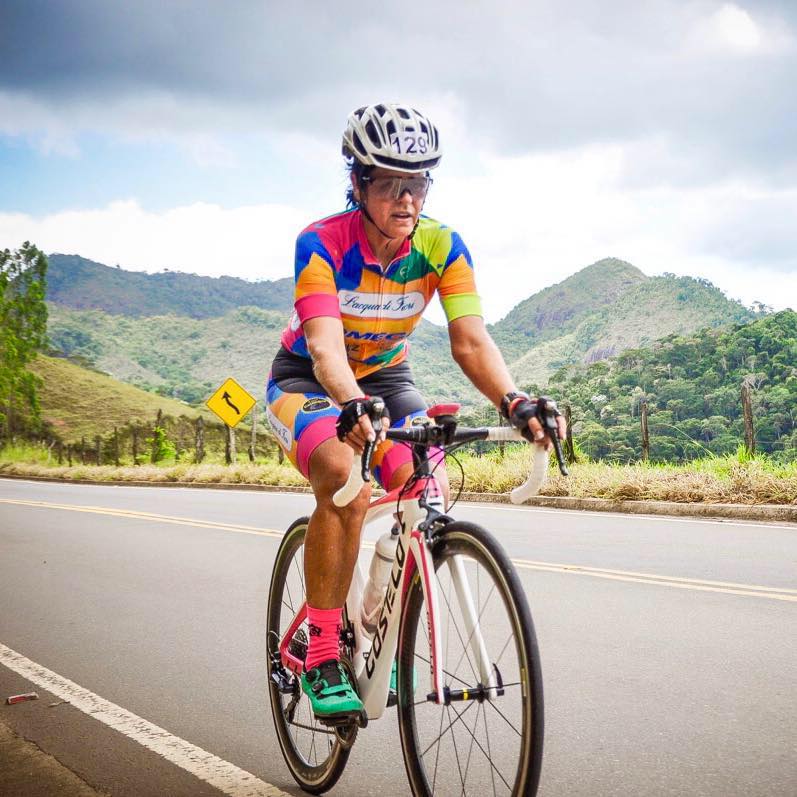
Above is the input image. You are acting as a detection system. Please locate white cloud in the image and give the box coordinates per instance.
[3,143,796,324]
[0,200,306,281]
[713,4,763,51]
[688,3,794,56]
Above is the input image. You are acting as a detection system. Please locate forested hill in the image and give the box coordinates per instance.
[46,254,293,318]
[540,310,797,462]
[46,253,761,408]
[489,258,646,360]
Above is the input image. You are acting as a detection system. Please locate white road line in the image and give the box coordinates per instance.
[0,643,290,797]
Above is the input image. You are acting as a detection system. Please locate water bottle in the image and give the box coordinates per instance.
[361,526,399,634]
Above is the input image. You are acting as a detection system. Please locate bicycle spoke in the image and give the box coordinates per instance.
[432,690,447,794]
[420,700,476,758]
[439,578,479,683]
[495,631,513,667]
[284,576,295,612]
[481,692,498,797]
[461,701,481,794]
[450,702,513,793]
[447,705,466,794]
[309,723,317,766]
[448,577,497,681]
[484,697,522,738]
[412,651,475,690]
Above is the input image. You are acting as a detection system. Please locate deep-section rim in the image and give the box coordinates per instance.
[396,520,544,796]
[266,516,352,794]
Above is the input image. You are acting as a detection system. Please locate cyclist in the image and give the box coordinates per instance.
[266,103,565,722]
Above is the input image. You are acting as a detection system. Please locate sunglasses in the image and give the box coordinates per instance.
[361,175,432,200]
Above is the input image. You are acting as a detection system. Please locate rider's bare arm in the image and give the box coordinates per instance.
[303,316,384,452]
[448,315,565,447]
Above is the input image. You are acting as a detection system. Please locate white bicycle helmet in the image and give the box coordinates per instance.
[342,103,442,173]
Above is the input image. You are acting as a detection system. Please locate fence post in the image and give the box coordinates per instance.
[81,436,86,464]
[640,400,650,462]
[248,404,257,463]
[56,440,63,465]
[95,435,102,465]
[195,417,205,463]
[563,402,577,465]
[132,426,139,465]
[741,381,755,456]
[113,426,120,467]
[67,444,73,467]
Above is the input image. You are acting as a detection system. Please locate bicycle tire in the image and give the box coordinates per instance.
[396,521,544,796]
[266,517,354,794]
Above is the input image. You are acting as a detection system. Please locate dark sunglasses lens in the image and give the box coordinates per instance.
[368,176,430,199]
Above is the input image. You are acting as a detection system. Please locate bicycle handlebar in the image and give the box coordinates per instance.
[332,425,552,508]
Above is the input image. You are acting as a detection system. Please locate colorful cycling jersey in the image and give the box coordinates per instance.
[279,209,482,379]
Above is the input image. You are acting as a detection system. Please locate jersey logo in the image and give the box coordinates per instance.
[339,291,425,319]
[302,397,332,413]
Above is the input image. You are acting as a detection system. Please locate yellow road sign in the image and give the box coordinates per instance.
[206,378,256,428]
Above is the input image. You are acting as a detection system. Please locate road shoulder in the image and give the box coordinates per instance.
[0,716,107,797]
[2,473,795,523]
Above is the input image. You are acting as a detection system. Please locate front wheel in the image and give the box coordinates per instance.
[397,521,544,796]
[266,517,354,794]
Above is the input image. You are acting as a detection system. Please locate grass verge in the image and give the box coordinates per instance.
[2,443,796,504]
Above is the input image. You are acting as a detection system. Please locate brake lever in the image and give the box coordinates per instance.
[359,397,386,482]
[538,398,569,477]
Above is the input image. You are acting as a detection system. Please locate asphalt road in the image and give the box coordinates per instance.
[1,478,795,796]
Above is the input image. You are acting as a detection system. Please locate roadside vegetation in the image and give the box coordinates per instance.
[3,440,796,504]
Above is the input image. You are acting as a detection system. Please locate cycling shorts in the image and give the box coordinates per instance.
[266,348,445,489]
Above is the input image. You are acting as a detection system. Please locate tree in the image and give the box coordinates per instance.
[0,243,49,439]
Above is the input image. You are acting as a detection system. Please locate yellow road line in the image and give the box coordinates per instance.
[0,498,284,539]
[2,498,795,603]
[511,557,797,594]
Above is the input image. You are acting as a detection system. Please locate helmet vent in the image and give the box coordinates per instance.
[398,108,410,119]
[352,133,367,156]
[365,120,382,147]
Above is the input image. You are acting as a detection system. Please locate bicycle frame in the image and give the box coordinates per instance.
[278,471,498,721]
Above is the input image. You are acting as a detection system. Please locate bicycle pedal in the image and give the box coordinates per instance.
[317,709,368,730]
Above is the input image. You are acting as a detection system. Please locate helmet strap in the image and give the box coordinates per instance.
[359,196,400,242]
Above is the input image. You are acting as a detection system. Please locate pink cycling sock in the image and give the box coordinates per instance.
[305,605,342,671]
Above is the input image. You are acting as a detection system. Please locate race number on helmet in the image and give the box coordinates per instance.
[342,103,442,173]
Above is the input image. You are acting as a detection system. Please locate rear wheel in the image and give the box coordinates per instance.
[397,521,544,796]
[266,517,355,794]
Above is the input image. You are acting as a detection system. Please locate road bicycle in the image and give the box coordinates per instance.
[267,399,567,795]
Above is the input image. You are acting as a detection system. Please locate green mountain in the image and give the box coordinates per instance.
[47,254,294,318]
[541,310,797,462]
[45,254,758,409]
[489,258,646,360]
[507,271,754,385]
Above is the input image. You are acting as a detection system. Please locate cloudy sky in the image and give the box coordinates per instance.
[1,0,795,323]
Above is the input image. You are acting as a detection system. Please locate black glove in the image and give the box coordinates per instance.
[336,396,386,441]
[507,397,538,442]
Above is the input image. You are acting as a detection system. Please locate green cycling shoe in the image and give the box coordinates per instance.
[301,659,364,722]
